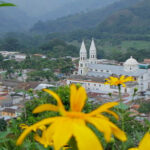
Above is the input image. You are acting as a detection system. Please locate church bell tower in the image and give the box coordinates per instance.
[78,40,88,75]
[89,38,97,64]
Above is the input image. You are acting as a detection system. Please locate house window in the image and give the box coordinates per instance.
[80,63,83,67]
[110,85,118,89]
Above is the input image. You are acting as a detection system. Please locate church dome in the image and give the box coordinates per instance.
[124,56,138,66]
[124,56,139,72]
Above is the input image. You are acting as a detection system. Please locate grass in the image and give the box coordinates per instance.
[121,41,150,49]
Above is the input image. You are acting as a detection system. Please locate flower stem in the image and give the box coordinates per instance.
[118,84,122,103]
[118,84,125,150]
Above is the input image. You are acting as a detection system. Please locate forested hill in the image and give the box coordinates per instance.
[0,7,34,33]
[96,0,150,34]
[31,0,141,33]
[40,0,118,20]
[0,0,118,33]
[9,0,118,18]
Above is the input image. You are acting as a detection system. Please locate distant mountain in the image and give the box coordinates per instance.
[31,0,141,33]
[9,0,118,19]
[9,0,68,17]
[0,0,118,33]
[40,0,119,20]
[0,7,34,33]
[96,0,150,34]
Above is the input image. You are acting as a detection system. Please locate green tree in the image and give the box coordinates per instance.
[0,118,7,131]
[1,37,20,51]
[0,54,4,69]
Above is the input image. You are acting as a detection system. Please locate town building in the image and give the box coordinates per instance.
[67,39,150,95]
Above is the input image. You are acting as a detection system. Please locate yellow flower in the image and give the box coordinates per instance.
[34,128,53,148]
[128,132,150,150]
[19,124,29,129]
[16,84,127,150]
[20,123,46,132]
[105,75,135,87]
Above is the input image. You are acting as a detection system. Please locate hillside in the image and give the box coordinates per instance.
[0,0,118,33]
[9,0,118,18]
[96,0,150,34]
[10,0,68,17]
[31,0,141,33]
[40,0,118,21]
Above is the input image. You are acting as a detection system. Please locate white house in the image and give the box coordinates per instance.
[67,39,150,95]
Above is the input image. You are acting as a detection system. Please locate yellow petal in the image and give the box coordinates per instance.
[88,102,118,116]
[34,126,53,148]
[110,122,127,142]
[128,148,139,150]
[70,85,87,112]
[19,124,29,129]
[104,110,119,120]
[120,75,125,81]
[73,121,103,150]
[122,83,126,87]
[139,132,150,150]
[33,104,59,113]
[38,125,46,131]
[16,117,58,145]
[49,118,73,150]
[43,89,65,113]
[124,76,135,82]
[70,84,77,110]
[34,134,50,148]
[86,117,112,142]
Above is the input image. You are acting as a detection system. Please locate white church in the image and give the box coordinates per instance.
[67,39,150,95]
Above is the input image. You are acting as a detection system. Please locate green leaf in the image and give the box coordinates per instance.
[0,129,12,138]
[115,102,129,110]
[0,1,16,7]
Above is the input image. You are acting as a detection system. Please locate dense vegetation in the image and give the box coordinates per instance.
[0,54,74,81]
[1,0,150,63]
[1,32,150,62]
[31,0,140,33]
[96,0,150,34]
[0,34,78,57]
[0,86,149,149]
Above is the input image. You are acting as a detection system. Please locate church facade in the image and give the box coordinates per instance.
[67,39,150,95]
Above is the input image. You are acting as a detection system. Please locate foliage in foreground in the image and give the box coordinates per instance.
[0,85,149,149]
[0,1,15,7]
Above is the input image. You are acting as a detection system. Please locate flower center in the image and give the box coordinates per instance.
[64,111,87,119]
